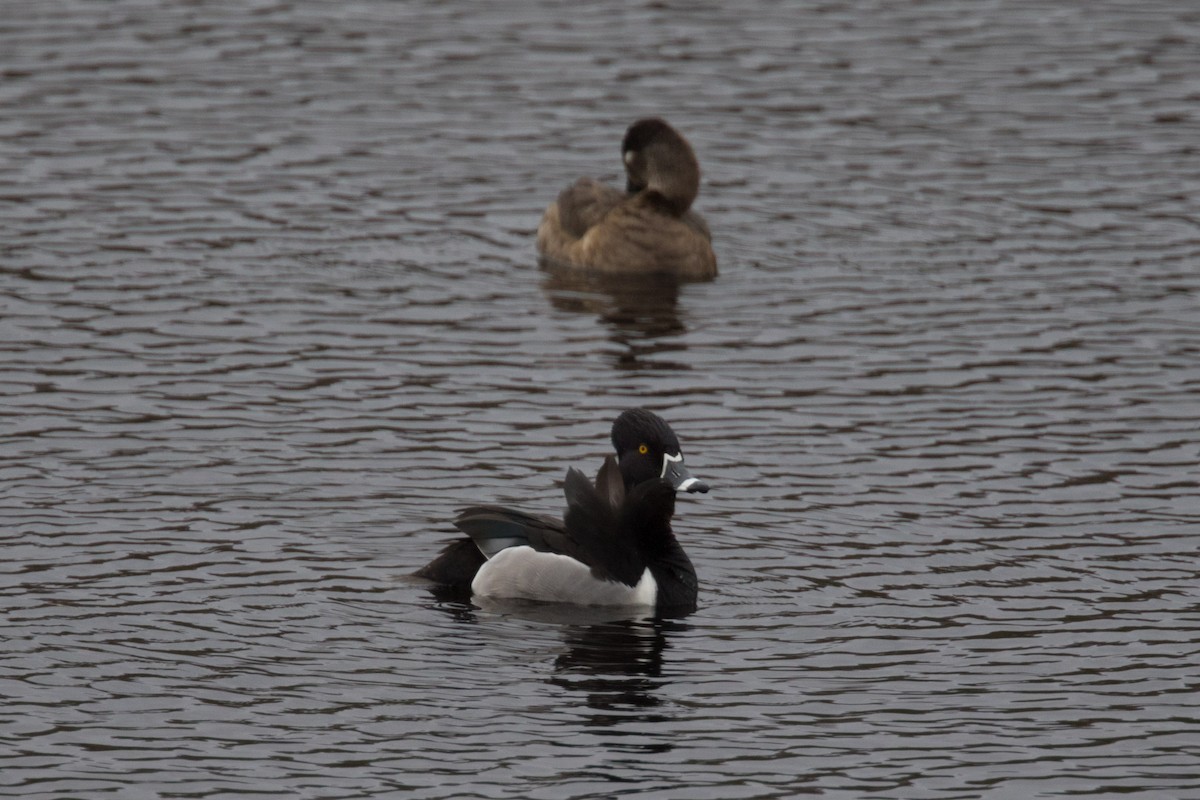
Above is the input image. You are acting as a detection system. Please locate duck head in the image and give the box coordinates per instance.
[611,408,709,494]
[621,118,702,216]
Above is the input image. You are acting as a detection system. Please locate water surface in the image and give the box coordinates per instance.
[3,1,1199,797]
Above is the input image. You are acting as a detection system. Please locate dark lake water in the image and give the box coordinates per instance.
[3,1,1199,797]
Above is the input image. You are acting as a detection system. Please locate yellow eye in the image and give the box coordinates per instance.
[638,444,649,455]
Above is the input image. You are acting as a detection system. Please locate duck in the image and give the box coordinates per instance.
[536,118,718,281]
[415,409,709,612]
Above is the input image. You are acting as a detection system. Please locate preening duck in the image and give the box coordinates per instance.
[536,118,718,281]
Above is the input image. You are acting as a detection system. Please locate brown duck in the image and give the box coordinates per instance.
[536,118,717,281]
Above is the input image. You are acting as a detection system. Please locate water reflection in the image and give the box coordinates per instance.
[423,583,479,623]
[540,264,689,371]
[551,616,685,730]
[425,589,689,731]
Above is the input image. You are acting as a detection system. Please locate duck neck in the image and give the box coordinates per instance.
[648,537,697,611]
[638,189,692,217]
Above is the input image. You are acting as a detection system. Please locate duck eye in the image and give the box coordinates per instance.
[638,444,649,455]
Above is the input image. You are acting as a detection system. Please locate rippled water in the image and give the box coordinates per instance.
[3,0,1200,797]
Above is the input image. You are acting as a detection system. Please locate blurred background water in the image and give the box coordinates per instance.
[2,0,1199,797]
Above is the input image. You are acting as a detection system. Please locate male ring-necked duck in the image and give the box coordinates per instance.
[536,118,718,281]
[415,409,709,612]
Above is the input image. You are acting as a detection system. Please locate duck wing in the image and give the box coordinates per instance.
[556,178,627,239]
[452,463,645,589]
[561,467,646,587]
[594,455,626,511]
[452,506,568,560]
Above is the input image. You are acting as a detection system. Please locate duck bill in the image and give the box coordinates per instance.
[661,452,710,494]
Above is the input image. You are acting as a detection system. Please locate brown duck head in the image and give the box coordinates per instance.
[621,118,702,216]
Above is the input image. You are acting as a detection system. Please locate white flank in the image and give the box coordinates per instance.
[472,546,657,607]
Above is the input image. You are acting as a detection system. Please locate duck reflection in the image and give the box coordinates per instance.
[540,265,689,371]
[550,614,689,728]
[422,590,691,731]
